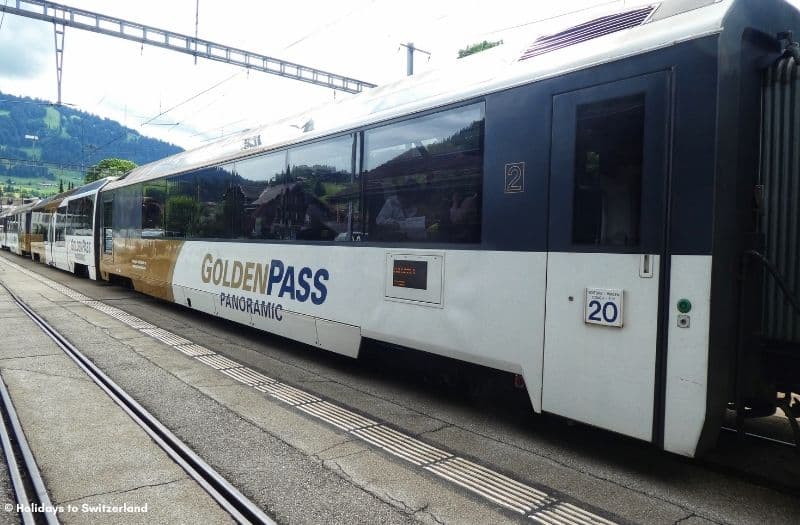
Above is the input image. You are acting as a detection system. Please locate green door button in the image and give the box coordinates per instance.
[677,299,692,314]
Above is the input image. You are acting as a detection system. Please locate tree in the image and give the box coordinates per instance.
[85,158,137,183]
[59,179,64,193]
[457,40,503,59]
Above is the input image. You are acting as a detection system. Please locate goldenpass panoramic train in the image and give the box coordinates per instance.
[3,0,800,457]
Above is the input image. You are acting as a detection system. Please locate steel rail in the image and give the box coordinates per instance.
[0,376,60,525]
[719,425,798,449]
[0,281,276,525]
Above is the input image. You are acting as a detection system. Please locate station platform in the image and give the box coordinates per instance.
[0,269,233,524]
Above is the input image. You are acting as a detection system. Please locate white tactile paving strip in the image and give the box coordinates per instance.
[0,257,621,524]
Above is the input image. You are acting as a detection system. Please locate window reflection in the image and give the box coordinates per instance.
[142,181,166,237]
[67,196,94,236]
[286,135,354,241]
[230,151,286,239]
[572,95,644,247]
[364,103,484,243]
[106,104,487,246]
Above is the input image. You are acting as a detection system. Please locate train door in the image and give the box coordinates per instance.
[51,203,69,270]
[543,72,670,441]
[23,212,32,255]
[46,212,54,264]
[100,196,114,269]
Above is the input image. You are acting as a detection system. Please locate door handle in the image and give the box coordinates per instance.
[640,254,654,278]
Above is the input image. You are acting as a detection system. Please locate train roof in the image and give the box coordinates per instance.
[32,177,117,212]
[62,177,117,202]
[106,0,783,191]
[4,200,41,216]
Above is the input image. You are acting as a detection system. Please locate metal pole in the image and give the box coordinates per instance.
[53,21,65,105]
[406,42,414,76]
[194,0,199,65]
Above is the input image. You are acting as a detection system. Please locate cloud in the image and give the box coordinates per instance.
[0,16,52,79]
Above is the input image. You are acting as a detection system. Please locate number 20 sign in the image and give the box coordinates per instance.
[584,288,624,328]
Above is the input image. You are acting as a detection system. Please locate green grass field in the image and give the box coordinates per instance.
[2,170,84,199]
[44,107,60,129]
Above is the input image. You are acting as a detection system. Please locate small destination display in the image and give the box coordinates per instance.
[393,260,428,290]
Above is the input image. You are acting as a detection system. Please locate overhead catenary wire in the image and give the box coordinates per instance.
[475,0,621,38]
[283,0,377,50]
[86,70,241,160]
[139,70,241,127]
[0,156,83,171]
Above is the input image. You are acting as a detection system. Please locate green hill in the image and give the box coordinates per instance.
[0,92,183,198]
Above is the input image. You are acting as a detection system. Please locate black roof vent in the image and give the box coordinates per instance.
[520,5,656,61]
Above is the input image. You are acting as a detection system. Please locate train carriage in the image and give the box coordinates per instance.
[30,194,64,264]
[0,210,10,251]
[28,179,114,278]
[1,207,21,254]
[7,201,36,256]
[0,0,788,458]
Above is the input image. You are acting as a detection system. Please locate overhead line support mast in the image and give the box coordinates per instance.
[53,17,65,105]
[0,0,377,100]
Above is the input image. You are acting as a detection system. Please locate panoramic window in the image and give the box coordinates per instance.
[112,185,142,239]
[67,197,94,236]
[142,181,166,237]
[229,151,287,240]
[162,165,234,238]
[55,207,66,242]
[285,135,355,241]
[572,94,644,247]
[363,103,484,244]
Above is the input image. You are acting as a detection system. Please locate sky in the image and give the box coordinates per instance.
[0,0,798,152]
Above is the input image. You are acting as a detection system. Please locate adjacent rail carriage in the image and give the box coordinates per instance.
[47,179,113,279]
[3,0,800,457]
[2,201,41,255]
[0,210,10,251]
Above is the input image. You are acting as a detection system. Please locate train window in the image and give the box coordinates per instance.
[572,94,644,247]
[32,212,46,241]
[229,151,287,240]
[67,197,93,236]
[199,164,235,238]
[66,203,75,236]
[142,181,166,237]
[112,185,142,238]
[285,135,355,241]
[164,175,196,238]
[55,207,66,242]
[363,103,484,244]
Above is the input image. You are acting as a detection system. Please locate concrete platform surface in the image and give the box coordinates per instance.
[0,273,234,524]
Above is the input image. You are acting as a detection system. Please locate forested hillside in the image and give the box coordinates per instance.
[0,92,182,198]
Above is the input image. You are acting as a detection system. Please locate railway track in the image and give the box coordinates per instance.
[0,281,276,525]
[719,425,799,450]
[0,373,59,524]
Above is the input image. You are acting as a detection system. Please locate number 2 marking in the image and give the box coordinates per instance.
[587,300,602,321]
[504,162,525,193]
[506,169,522,191]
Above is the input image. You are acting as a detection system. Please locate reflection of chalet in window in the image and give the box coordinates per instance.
[246,182,341,241]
